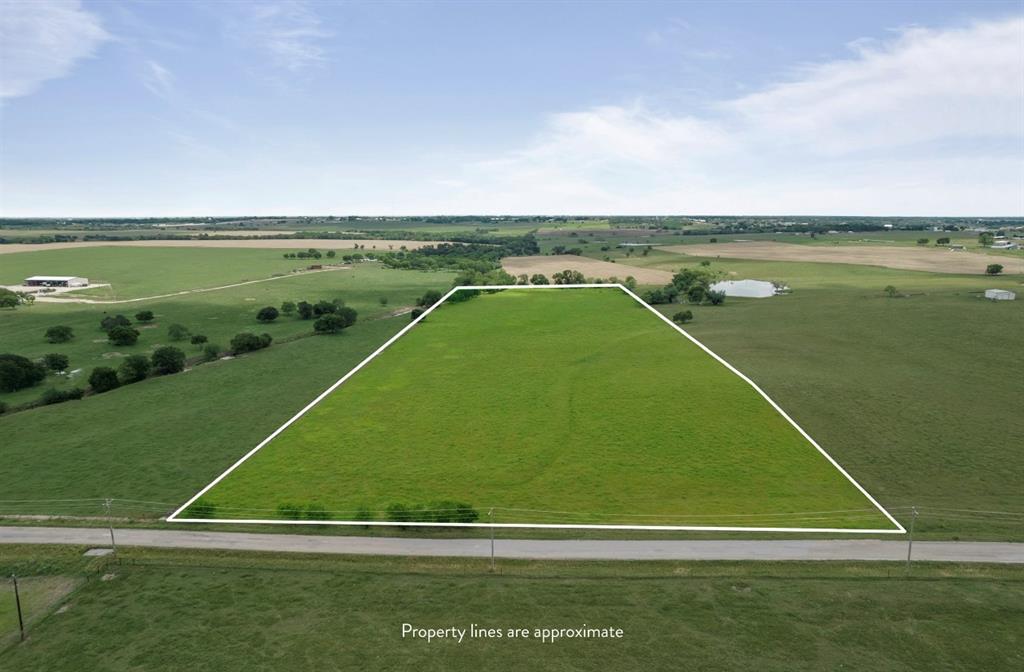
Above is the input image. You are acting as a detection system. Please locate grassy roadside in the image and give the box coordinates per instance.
[1,545,1021,671]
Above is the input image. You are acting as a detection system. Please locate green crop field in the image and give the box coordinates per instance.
[195,287,895,530]
[1,546,1020,671]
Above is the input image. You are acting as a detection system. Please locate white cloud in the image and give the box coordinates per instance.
[0,0,109,99]
[228,0,330,72]
[141,60,174,99]
[436,16,1024,215]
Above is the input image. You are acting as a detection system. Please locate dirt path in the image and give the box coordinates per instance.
[2,526,1022,563]
[0,238,444,254]
[662,242,1024,275]
[503,255,674,285]
[33,266,348,304]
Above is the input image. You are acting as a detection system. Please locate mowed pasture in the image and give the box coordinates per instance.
[198,288,895,530]
[3,546,1021,672]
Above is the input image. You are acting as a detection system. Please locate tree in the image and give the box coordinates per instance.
[40,388,84,405]
[167,323,190,341]
[978,232,995,246]
[417,290,444,307]
[884,285,898,298]
[0,354,47,392]
[314,307,357,334]
[256,306,279,323]
[134,310,155,323]
[202,343,221,361]
[89,367,120,393]
[937,237,951,245]
[45,325,74,343]
[517,273,529,285]
[108,325,140,346]
[0,288,21,309]
[624,276,637,290]
[917,238,929,245]
[672,310,693,325]
[552,269,586,284]
[280,301,296,316]
[190,334,208,346]
[100,314,131,333]
[986,264,1004,275]
[230,332,273,354]
[705,289,726,306]
[312,300,339,316]
[296,301,314,320]
[42,353,69,373]
[530,274,550,285]
[151,346,186,375]
[118,354,151,383]
[410,308,424,321]
[686,284,706,304]
[326,250,336,258]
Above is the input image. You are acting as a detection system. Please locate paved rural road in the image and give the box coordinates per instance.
[2,527,1023,563]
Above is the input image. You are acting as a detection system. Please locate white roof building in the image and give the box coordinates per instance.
[984,289,1016,301]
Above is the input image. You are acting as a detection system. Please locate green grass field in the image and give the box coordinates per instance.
[1,546,1020,671]
[197,288,895,530]
[0,246,310,298]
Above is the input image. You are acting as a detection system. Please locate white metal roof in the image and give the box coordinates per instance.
[25,276,86,281]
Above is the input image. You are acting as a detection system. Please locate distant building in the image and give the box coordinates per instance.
[990,241,1018,250]
[984,289,1016,301]
[24,276,89,288]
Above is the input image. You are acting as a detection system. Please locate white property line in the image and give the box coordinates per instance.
[169,284,905,534]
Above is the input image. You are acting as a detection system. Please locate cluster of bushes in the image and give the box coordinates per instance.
[643,268,725,306]
[282,248,335,259]
[386,501,480,524]
[549,245,583,256]
[270,298,358,334]
[230,332,273,354]
[0,353,47,392]
[0,287,35,309]
[378,235,539,274]
[276,503,333,520]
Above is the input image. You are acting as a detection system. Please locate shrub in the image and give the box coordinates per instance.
[0,288,21,309]
[40,387,84,405]
[44,325,74,343]
[202,343,221,361]
[917,238,929,245]
[186,498,217,519]
[0,354,47,392]
[379,296,388,306]
[431,501,479,523]
[107,325,140,346]
[326,250,336,258]
[190,334,208,346]
[410,308,424,321]
[386,503,412,523]
[134,310,155,323]
[257,306,279,323]
[314,307,357,334]
[296,301,315,319]
[530,274,550,285]
[42,353,69,373]
[100,314,131,333]
[151,346,186,375]
[354,505,375,522]
[118,354,151,383]
[167,323,190,341]
[884,285,898,298]
[277,503,303,520]
[230,332,273,354]
[705,289,726,306]
[417,290,444,307]
[0,401,7,415]
[986,264,1004,275]
[280,301,296,316]
[672,310,693,324]
[88,367,120,393]
[305,504,330,520]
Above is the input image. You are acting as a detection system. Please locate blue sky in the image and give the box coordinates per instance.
[1,0,1021,216]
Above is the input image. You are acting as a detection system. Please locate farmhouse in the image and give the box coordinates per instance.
[24,275,89,288]
[984,289,1016,301]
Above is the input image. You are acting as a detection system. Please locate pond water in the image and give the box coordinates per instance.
[709,279,779,298]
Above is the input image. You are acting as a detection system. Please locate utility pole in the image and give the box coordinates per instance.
[11,575,25,642]
[489,508,495,572]
[905,506,917,574]
[105,498,116,554]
